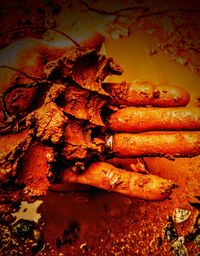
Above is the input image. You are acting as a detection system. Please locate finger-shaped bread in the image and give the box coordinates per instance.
[62,162,175,200]
[109,132,200,157]
[108,107,200,132]
[104,80,190,107]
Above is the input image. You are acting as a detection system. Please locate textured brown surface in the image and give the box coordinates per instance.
[108,107,200,132]
[0,1,200,255]
[38,156,200,255]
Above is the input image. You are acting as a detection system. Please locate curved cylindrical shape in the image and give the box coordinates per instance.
[62,162,175,200]
[111,132,200,157]
[104,81,190,107]
[108,107,200,132]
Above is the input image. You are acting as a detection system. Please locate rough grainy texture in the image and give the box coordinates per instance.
[0,218,45,256]
[15,142,55,197]
[4,86,39,116]
[44,47,123,94]
[112,132,200,157]
[0,130,31,183]
[27,100,67,144]
[62,84,107,126]
[38,155,200,256]
[63,162,175,200]
[0,0,200,256]
[108,107,200,132]
[104,81,190,107]
[63,120,105,161]
[0,38,126,204]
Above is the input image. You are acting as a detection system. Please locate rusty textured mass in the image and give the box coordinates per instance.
[0,0,200,255]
